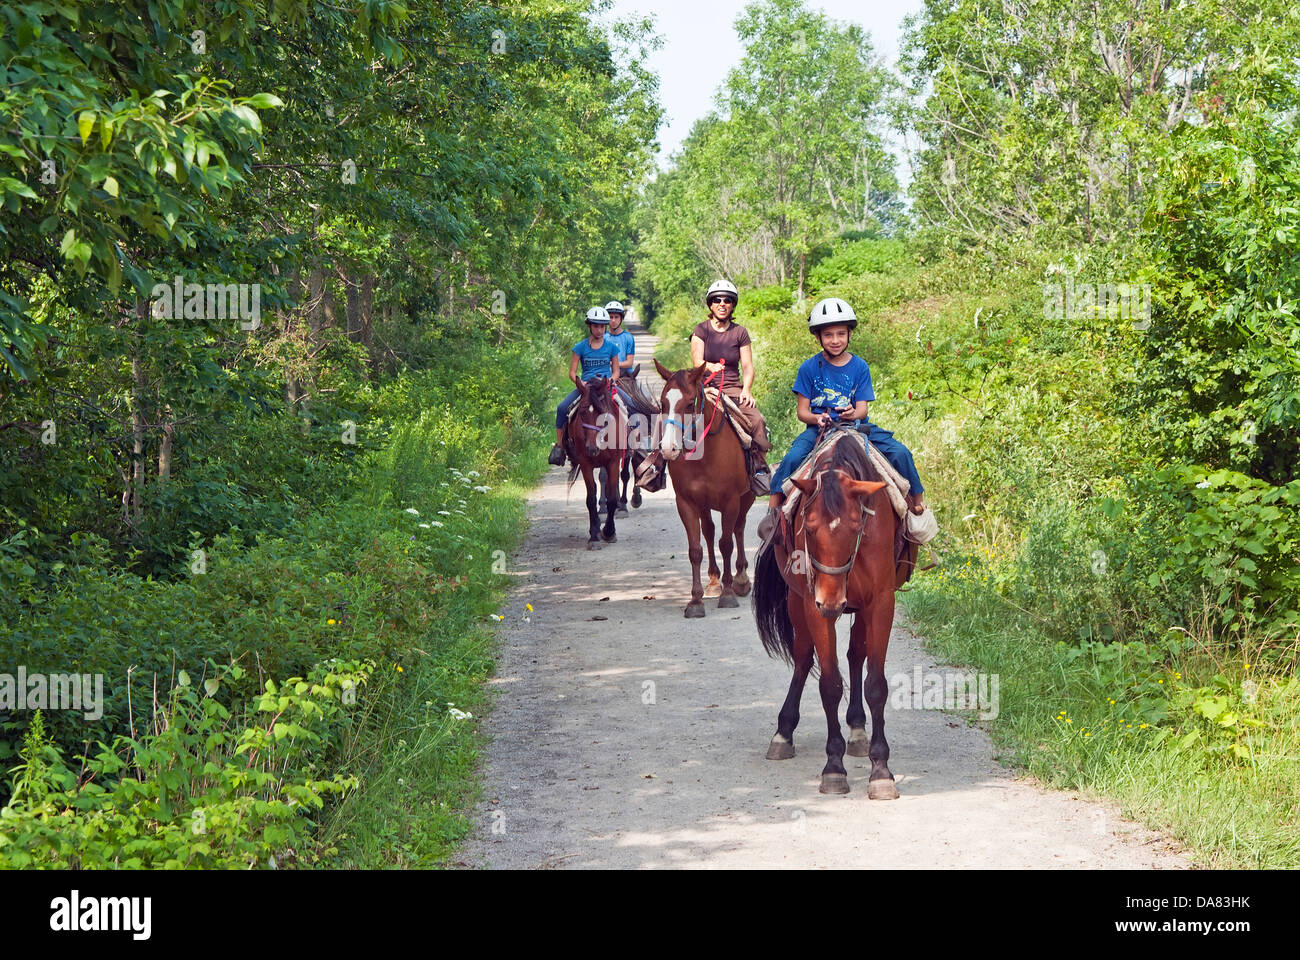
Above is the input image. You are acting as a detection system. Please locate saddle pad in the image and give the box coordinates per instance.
[781,429,909,520]
[702,386,753,449]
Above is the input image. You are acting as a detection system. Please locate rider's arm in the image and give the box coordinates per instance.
[739,343,755,395]
[570,352,582,386]
[621,340,635,372]
[690,334,724,374]
[796,394,830,428]
[837,400,869,422]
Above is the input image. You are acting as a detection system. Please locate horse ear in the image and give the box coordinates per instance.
[578,379,590,398]
[688,362,707,384]
[653,357,672,381]
[847,479,886,499]
[790,475,816,496]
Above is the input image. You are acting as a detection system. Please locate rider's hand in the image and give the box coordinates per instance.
[816,412,832,427]
[834,405,854,421]
[739,389,755,407]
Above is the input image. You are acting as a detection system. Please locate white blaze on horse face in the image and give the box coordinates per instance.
[660,388,684,459]
[829,517,841,531]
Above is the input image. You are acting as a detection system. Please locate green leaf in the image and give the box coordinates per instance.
[77,110,95,144]
[102,175,118,197]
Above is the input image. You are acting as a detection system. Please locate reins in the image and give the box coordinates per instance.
[663,364,723,458]
[793,426,873,594]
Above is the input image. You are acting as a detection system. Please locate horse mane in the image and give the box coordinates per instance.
[619,375,660,417]
[816,431,878,515]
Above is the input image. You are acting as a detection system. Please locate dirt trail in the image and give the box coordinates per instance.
[462,316,1188,869]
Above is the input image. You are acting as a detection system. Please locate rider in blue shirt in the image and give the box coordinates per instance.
[549,306,626,466]
[767,297,927,515]
[604,301,637,378]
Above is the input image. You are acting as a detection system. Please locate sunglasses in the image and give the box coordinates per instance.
[708,297,737,305]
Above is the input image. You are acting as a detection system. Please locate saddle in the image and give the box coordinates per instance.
[701,386,753,449]
[773,426,935,589]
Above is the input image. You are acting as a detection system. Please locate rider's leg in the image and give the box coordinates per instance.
[551,388,580,465]
[761,427,819,533]
[864,424,926,513]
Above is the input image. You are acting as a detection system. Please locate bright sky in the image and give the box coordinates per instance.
[601,0,926,170]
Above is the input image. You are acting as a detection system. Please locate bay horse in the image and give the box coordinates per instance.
[565,375,624,549]
[653,358,754,617]
[601,365,655,514]
[752,426,900,797]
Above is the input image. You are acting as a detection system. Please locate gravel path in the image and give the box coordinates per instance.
[461,317,1188,870]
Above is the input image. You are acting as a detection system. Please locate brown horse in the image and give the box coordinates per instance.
[565,376,624,550]
[653,358,755,617]
[753,427,900,797]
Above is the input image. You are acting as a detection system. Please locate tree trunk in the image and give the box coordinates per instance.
[157,405,174,483]
[308,267,325,333]
[359,274,375,363]
[345,268,361,340]
[129,302,147,524]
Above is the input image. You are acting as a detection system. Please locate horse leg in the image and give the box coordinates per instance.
[716,501,738,608]
[616,455,630,516]
[804,595,848,794]
[732,498,752,597]
[630,453,643,509]
[865,597,899,799]
[700,511,722,598]
[675,496,706,618]
[846,613,870,757]
[767,596,815,760]
[601,458,618,542]
[582,461,601,550]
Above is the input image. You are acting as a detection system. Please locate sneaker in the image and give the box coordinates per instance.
[547,444,566,467]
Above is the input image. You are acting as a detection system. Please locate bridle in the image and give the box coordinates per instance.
[577,379,623,465]
[662,367,722,457]
[791,432,875,595]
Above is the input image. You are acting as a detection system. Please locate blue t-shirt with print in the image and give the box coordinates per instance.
[605,327,637,368]
[572,337,621,382]
[792,353,875,418]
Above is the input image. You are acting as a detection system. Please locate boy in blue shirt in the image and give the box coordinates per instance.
[604,300,637,378]
[766,297,927,516]
[549,306,624,466]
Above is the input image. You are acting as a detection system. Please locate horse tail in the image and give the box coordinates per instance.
[753,544,795,667]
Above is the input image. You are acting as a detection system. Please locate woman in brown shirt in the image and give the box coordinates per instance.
[690,280,772,494]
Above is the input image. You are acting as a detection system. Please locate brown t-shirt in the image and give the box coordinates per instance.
[692,320,750,390]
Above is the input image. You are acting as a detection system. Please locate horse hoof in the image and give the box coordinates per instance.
[732,575,751,597]
[846,731,870,757]
[615,507,629,518]
[703,580,722,599]
[632,494,642,509]
[587,541,602,551]
[765,739,795,760]
[868,778,899,801]
[717,593,738,608]
[601,532,617,543]
[820,773,850,795]
[684,602,705,619]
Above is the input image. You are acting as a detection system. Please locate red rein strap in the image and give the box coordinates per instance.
[683,365,723,457]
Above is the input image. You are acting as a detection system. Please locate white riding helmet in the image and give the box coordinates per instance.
[585,306,611,325]
[604,300,626,315]
[808,297,858,331]
[704,279,739,305]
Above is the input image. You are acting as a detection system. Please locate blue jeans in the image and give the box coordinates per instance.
[556,385,632,430]
[771,423,924,496]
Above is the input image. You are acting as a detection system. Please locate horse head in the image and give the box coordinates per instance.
[578,376,618,460]
[789,452,885,619]
[653,358,707,461]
